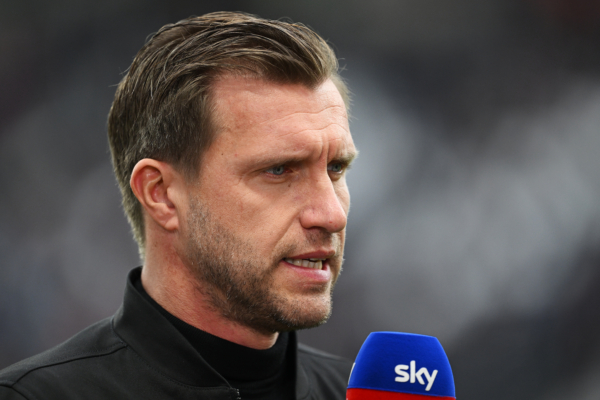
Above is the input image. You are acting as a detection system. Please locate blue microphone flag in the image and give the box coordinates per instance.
[347,332,455,399]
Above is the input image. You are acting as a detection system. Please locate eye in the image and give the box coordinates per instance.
[327,162,344,174]
[266,165,287,176]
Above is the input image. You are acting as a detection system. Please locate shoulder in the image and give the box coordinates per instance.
[297,343,353,399]
[0,317,127,400]
[0,386,27,400]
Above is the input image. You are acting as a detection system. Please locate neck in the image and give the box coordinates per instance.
[141,254,278,350]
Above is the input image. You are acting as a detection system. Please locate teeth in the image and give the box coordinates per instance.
[284,258,324,269]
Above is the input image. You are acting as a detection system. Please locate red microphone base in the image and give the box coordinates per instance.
[347,388,455,400]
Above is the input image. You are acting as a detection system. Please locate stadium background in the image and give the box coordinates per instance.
[2,1,600,398]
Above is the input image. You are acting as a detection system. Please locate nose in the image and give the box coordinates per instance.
[299,175,348,233]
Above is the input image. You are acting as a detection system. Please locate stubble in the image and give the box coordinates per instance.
[183,197,342,334]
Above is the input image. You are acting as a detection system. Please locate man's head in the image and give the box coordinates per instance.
[108,11,349,254]
[108,12,356,337]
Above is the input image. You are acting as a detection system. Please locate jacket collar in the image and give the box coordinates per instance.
[113,268,231,388]
[112,268,311,398]
[295,351,310,399]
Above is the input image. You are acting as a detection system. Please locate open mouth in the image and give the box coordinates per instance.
[283,258,326,270]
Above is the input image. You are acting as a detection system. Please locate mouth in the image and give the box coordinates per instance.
[283,257,327,270]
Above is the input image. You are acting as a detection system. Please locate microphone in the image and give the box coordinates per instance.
[347,332,456,399]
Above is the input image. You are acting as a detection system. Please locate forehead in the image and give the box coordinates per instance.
[209,75,353,159]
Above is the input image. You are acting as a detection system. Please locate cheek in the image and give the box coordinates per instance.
[335,184,351,213]
[241,195,301,248]
[219,188,293,236]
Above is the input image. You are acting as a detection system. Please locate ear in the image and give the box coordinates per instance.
[130,159,183,232]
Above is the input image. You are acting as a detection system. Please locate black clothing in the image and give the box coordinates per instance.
[132,276,295,400]
[0,268,352,400]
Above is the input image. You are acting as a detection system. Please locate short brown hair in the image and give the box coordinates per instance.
[107,11,348,256]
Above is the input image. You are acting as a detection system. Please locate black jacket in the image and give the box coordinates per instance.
[0,269,352,399]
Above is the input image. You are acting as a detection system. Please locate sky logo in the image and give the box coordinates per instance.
[347,332,455,400]
[394,360,438,391]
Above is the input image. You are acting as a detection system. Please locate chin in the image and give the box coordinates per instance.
[242,290,333,334]
[275,293,333,331]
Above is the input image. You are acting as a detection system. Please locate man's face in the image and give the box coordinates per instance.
[180,75,356,334]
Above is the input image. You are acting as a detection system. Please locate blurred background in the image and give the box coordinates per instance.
[2,0,600,398]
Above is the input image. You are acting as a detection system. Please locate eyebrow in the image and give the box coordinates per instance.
[334,150,359,166]
[251,148,359,168]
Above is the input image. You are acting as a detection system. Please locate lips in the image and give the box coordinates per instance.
[283,258,325,269]
[282,250,335,271]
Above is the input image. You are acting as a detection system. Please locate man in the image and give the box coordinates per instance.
[0,11,357,400]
